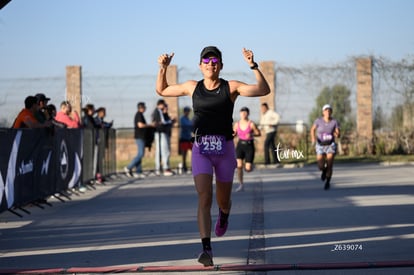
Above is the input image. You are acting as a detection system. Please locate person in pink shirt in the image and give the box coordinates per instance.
[233,107,261,192]
[55,100,81,128]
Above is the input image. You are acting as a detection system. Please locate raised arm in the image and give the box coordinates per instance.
[232,48,271,98]
[156,53,174,95]
[156,53,195,97]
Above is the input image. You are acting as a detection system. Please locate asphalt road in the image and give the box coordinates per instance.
[1,162,413,274]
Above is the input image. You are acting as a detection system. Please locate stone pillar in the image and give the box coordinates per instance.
[66,66,82,115]
[259,61,276,110]
[257,61,276,158]
[164,65,180,156]
[356,58,373,154]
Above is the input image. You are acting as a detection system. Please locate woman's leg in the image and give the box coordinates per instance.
[216,180,233,213]
[236,158,243,184]
[194,174,213,239]
[323,153,334,190]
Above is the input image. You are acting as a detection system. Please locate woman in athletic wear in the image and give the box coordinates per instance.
[233,106,261,192]
[310,104,340,190]
[156,46,270,266]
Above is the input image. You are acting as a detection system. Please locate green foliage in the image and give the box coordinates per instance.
[373,106,386,130]
[390,104,404,131]
[308,84,355,133]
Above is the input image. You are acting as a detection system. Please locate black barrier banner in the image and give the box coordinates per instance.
[13,129,50,207]
[0,129,21,212]
[82,128,95,183]
[34,136,55,199]
[0,128,83,214]
[53,128,83,191]
[96,129,105,177]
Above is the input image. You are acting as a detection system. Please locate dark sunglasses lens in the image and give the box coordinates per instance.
[202,57,219,64]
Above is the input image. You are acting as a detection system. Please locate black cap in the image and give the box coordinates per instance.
[34,93,50,103]
[200,46,222,62]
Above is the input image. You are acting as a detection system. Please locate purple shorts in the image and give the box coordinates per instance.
[191,140,236,182]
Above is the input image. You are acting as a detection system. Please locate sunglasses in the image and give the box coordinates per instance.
[201,57,220,64]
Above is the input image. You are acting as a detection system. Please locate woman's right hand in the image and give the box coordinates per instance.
[158,53,174,69]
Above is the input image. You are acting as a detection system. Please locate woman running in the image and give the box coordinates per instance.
[156,46,270,266]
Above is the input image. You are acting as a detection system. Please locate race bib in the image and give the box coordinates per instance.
[199,135,226,155]
[318,132,334,145]
[321,133,333,142]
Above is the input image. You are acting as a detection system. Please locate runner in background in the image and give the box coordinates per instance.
[310,104,340,190]
[233,106,261,192]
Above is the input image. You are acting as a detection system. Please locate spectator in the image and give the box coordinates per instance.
[12,96,52,128]
[124,102,153,178]
[152,99,174,176]
[34,93,51,123]
[179,106,193,173]
[259,102,280,165]
[82,104,99,129]
[94,107,113,129]
[82,103,102,183]
[94,106,114,183]
[46,104,67,128]
[55,101,81,128]
[163,104,176,171]
[45,104,57,121]
[162,104,175,138]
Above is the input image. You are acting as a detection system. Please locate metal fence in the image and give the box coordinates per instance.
[1,56,412,155]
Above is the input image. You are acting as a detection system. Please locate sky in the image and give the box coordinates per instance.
[1,0,413,78]
[0,0,413,127]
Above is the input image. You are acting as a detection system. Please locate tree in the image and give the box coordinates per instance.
[393,104,402,130]
[373,106,386,130]
[308,84,354,134]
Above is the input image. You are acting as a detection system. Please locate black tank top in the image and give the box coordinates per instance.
[192,78,234,140]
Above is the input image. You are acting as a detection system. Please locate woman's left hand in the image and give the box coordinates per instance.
[242,48,255,67]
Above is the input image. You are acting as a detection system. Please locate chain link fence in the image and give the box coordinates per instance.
[1,56,413,156]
